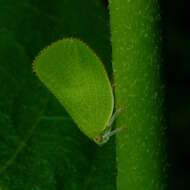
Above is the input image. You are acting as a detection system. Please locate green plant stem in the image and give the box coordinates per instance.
[110,0,167,189]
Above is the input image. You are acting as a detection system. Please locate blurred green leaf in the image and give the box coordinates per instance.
[0,0,116,189]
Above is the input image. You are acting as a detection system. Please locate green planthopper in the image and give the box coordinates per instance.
[33,38,121,145]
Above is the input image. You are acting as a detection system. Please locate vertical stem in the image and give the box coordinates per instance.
[110,0,167,189]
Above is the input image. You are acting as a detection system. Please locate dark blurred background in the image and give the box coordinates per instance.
[102,0,190,189]
[161,0,190,189]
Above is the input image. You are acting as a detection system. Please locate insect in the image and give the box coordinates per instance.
[33,38,121,145]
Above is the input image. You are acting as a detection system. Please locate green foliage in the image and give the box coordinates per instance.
[0,0,167,189]
[33,39,114,141]
[0,0,116,189]
[110,0,167,189]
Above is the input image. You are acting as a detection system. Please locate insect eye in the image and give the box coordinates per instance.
[94,135,102,144]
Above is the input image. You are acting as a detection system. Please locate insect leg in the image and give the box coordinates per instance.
[105,127,123,139]
[107,107,122,128]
